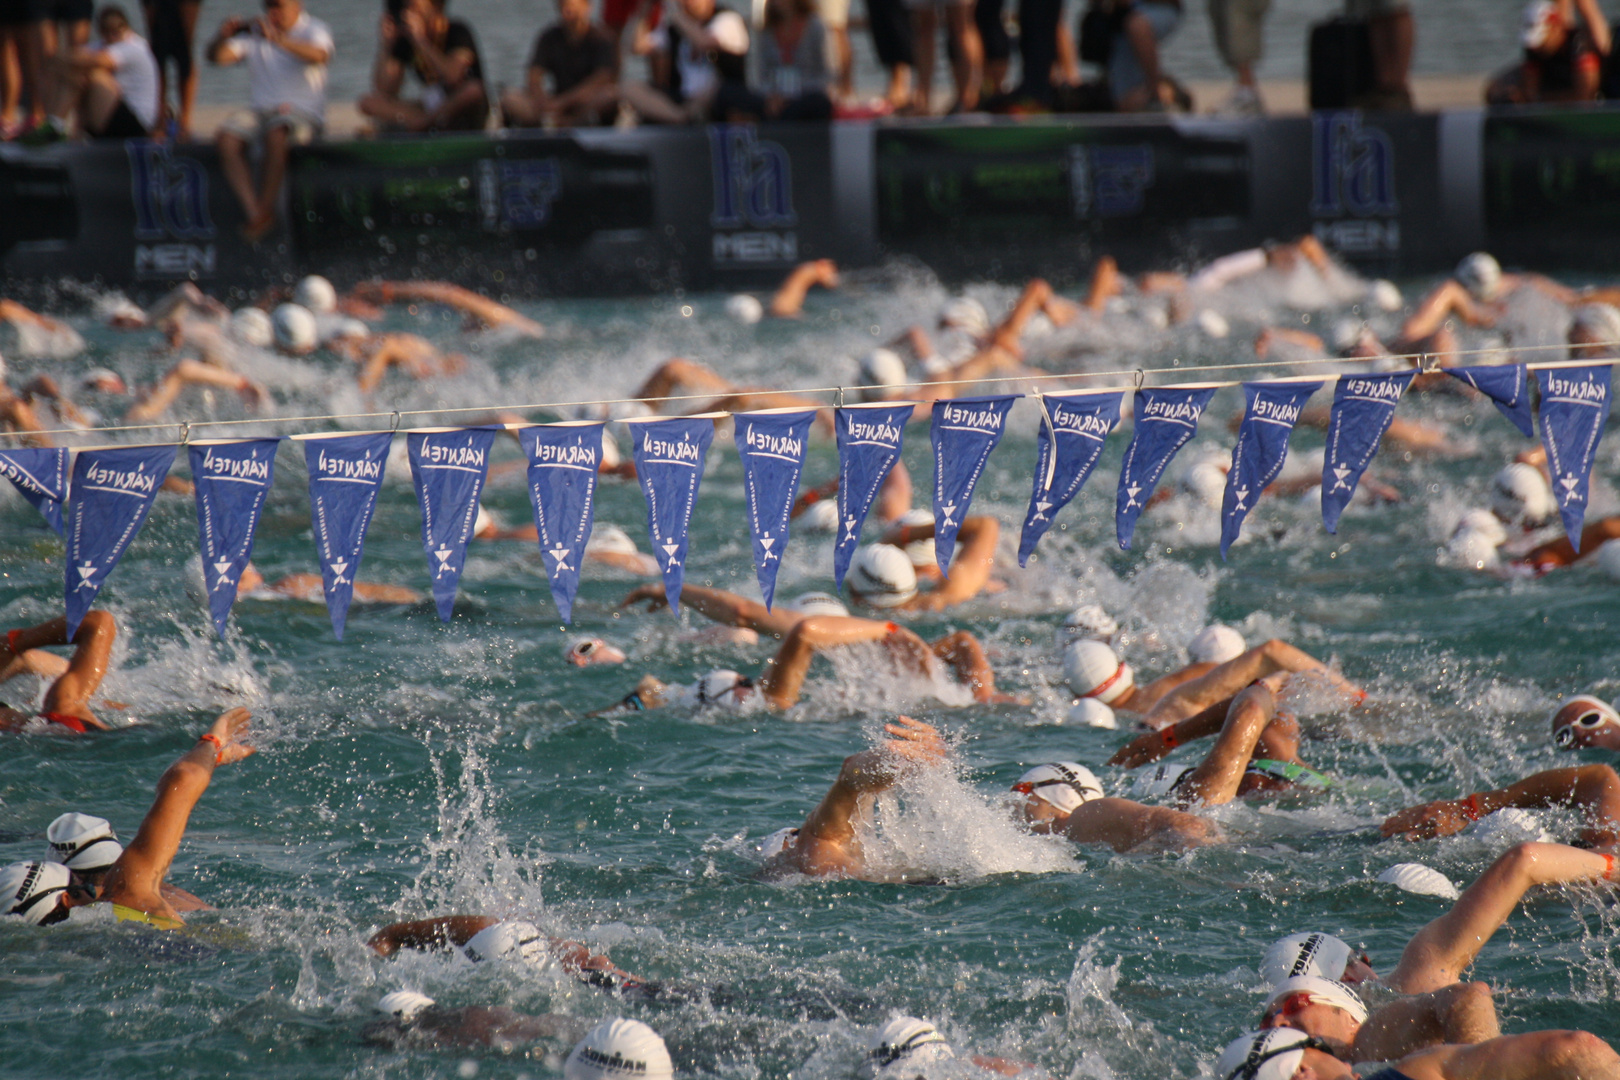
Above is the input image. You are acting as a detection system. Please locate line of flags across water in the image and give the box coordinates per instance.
[0,361,1610,640]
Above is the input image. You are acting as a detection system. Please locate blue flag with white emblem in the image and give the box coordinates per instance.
[1536,364,1613,550]
[191,438,280,636]
[1221,380,1322,559]
[930,395,1017,575]
[519,421,602,624]
[733,409,815,609]
[1320,371,1414,534]
[301,431,391,640]
[1019,390,1122,566]
[833,402,912,589]
[64,443,176,637]
[408,427,496,622]
[1446,364,1533,438]
[628,416,714,614]
[1115,385,1219,550]
[0,446,68,533]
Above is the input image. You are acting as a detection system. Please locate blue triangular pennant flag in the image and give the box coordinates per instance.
[1320,371,1415,534]
[930,395,1017,574]
[302,431,391,640]
[1115,385,1219,550]
[519,421,602,624]
[1536,364,1613,551]
[191,438,281,636]
[64,444,176,637]
[407,427,497,622]
[733,408,815,609]
[0,446,68,533]
[1446,364,1533,438]
[627,416,715,614]
[1221,380,1322,558]
[833,402,913,589]
[1019,390,1122,566]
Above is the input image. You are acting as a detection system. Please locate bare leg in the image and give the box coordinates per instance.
[250,123,290,233]
[216,130,259,221]
[910,7,937,112]
[943,3,982,109]
[176,0,199,135]
[2,612,117,728]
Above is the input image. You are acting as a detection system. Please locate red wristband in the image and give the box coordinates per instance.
[885,622,899,634]
[1161,727,1179,749]
[1603,853,1615,881]
[5,629,20,655]
[197,733,224,765]
[1461,792,1484,821]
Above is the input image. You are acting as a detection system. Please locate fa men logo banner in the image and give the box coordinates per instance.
[300,431,391,640]
[733,409,815,610]
[1115,385,1219,550]
[407,427,497,622]
[1321,371,1414,534]
[65,444,176,637]
[1019,390,1122,566]
[1221,380,1322,558]
[627,416,715,614]
[191,438,280,636]
[0,446,68,534]
[1536,365,1612,550]
[519,421,602,624]
[833,402,912,589]
[1446,364,1533,438]
[930,395,1017,574]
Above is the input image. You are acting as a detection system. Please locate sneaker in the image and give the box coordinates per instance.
[1215,85,1264,116]
[17,117,66,146]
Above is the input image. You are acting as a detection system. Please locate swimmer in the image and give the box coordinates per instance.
[234,563,425,606]
[792,458,914,529]
[364,989,587,1050]
[0,376,59,447]
[566,638,627,667]
[619,582,847,639]
[477,515,659,576]
[123,359,267,423]
[367,915,653,994]
[628,357,833,427]
[0,612,123,733]
[1058,603,1119,645]
[878,512,1008,592]
[1218,1026,1619,1080]
[1135,638,1361,730]
[862,1016,1037,1077]
[767,258,840,319]
[842,526,998,613]
[1381,763,1620,847]
[1513,517,1620,573]
[0,298,86,359]
[1011,759,1215,853]
[348,280,545,338]
[44,811,210,912]
[1,708,255,928]
[760,716,947,881]
[1549,694,1620,751]
[328,331,466,392]
[565,1019,673,1080]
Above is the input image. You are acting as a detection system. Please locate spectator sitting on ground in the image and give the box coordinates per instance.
[500,0,617,127]
[622,0,749,123]
[906,0,982,113]
[207,0,333,242]
[1487,0,1610,104]
[30,4,157,141]
[359,0,487,132]
[715,0,831,120]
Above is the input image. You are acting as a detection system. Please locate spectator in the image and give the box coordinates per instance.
[29,4,157,141]
[622,0,748,123]
[207,0,333,242]
[1487,0,1609,104]
[0,0,45,132]
[1009,0,1060,104]
[500,0,617,127]
[975,0,1009,97]
[818,0,850,99]
[34,0,95,129]
[1107,0,1184,111]
[907,0,981,113]
[1348,0,1412,109]
[1,33,17,134]
[142,0,203,136]
[715,0,831,120]
[1208,0,1267,113]
[865,0,913,107]
[359,0,488,132]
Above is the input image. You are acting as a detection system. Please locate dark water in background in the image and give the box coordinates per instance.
[1,265,1618,1079]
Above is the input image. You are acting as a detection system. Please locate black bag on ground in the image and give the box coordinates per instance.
[1308,16,1375,109]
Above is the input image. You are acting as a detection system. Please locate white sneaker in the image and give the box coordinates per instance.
[1215,85,1264,116]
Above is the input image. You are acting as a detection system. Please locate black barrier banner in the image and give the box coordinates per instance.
[1484,111,1620,267]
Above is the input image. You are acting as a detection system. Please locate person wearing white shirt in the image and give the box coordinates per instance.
[30,5,157,140]
[206,0,332,241]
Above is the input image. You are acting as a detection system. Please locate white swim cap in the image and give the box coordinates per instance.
[45,812,123,873]
[1217,1029,1314,1080]
[846,545,918,607]
[79,367,127,394]
[1455,252,1503,302]
[1551,694,1620,749]
[1066,699,1118,729]
[1454,508,1509,547]
[867,1016,953,1070]
[858,348,908,402]
[939,297,990,338]
[1196,309,1230,340]
[474,503,496,536]
[230,306,274,348]
[1369,279,1403,312]
[375,990,435,1023]
[1259,932,1356,985]
[1180,460,1229,510]
[272,303,318,354]
[321,315,369,343]
[787,591,849,618]
[689,669,751,709]
[565,1018,675,1080]
[896,507,936,568]
[1188,624,1246,666]
[1491,463,1557,528]
[463,919,549,964]
[725,293,764,325]
[708,9,749,53]
[1448,527,1501,570]
[1376,862,1459,900]
[600,429,622,469]
[1015,762,1104,813]
[1061,604,1119,643]
[587,524,639,557]
[293,275,337,314]
[1062,640,1135,705]
[1331,317,1365,353]
[760,826,799,859]
[1131,762,1193,800]
[1263,975,1369,1025]
[1597,539,1620,581]
[0,860,72,925]
[1571,302,1620,347]
[798,499,841,533]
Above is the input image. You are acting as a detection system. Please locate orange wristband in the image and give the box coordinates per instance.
[1461,793,1484,821]
[885,622,899,634]
[197,733,224,765]
[1161,727,1179,749]
[1603,853,1615,881]
[5,629,20,654]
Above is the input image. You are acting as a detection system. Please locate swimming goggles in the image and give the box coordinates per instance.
[1555,708,1617,748]
[869,1028,948,1068]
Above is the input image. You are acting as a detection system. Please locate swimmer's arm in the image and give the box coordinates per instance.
[1383,766,1620,845]
[1527,271,1586,302]
[1419,1031,1620,1080]
[800,718,944,838]
[757,616,909,708]
[1177,680,1280,807]
[367,915,500,956]
[877,459,912,523]
[1085,255,1120,312]
[622,582,803,638]
[1401,281,1491,341]
[1387,842,1614,994]
[1106,697,1233,767]
[1141,641,1326,728]
[1516,517,1620,573]
[767,259,838,318]
[905,516,998,611]
[1353,983,1499,1062]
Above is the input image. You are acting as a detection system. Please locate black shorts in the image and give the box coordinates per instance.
[92,98,150,139]
[45,0,92,20]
